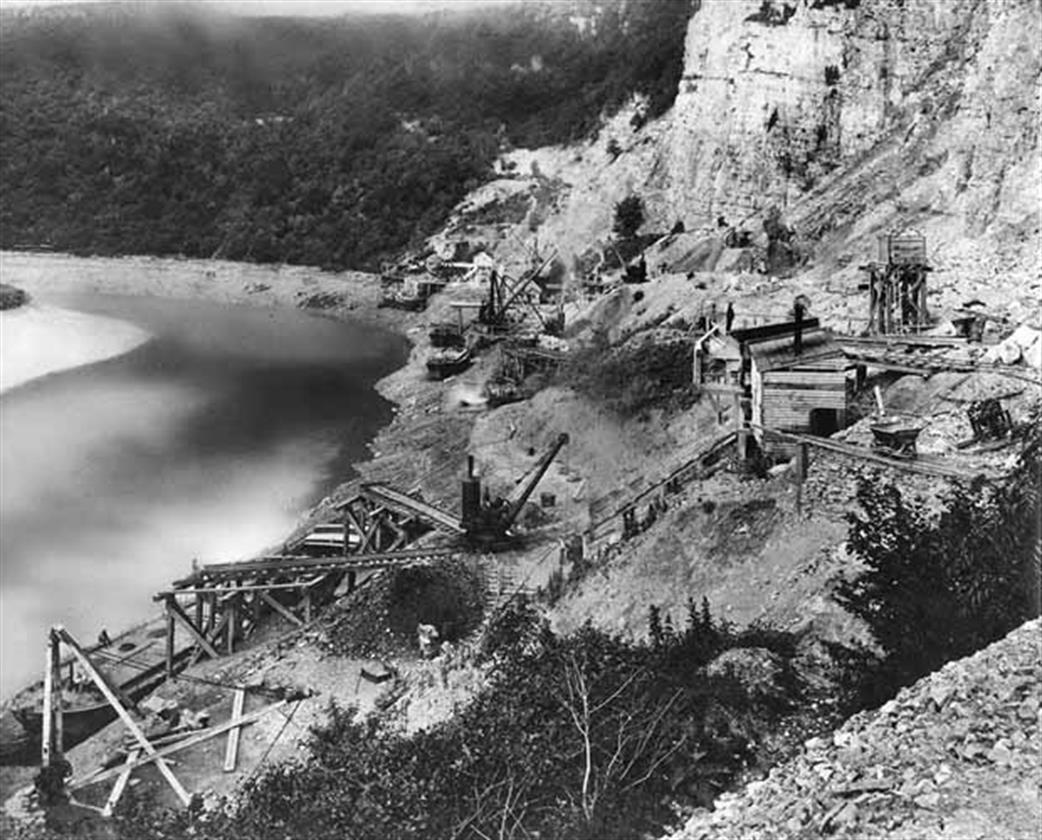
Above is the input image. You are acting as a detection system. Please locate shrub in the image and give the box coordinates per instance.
[119,601,814,840]
[0,284,28,310]
[612,195,645,240]
[835,413,1040,698]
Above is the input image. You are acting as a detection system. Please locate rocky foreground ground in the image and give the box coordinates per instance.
[669,618,1042,840]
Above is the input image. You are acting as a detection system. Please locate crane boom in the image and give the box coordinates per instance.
[502,433,569,529]
[498,249,559,318]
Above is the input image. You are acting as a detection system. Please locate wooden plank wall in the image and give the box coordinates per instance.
[762,369,848,432]
[763,370,850,390]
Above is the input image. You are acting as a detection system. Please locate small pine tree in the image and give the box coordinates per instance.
[648,604,665,648]
[613,195,645,240]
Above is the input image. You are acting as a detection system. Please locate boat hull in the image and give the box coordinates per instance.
[12,642,194,751]
[426,349,472,380]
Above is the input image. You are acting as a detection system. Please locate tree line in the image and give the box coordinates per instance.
[0,1,693,270]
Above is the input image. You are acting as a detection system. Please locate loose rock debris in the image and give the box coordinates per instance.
[668,619,1042,840]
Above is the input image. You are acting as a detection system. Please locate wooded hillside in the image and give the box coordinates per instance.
[0,1,692,269]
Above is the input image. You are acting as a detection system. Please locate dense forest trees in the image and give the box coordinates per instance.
[0,1,693,269]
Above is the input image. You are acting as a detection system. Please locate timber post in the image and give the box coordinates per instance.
[734,392,748,463]
[165,608,175,677]
[795,442,809,517]
[251,590,264,632]
[225,594,238,655]
[796,442,809,481]
[41,628,63,768]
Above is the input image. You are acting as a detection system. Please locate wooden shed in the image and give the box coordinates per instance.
[695,318,860,456]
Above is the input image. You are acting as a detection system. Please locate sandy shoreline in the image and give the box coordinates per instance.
[0,248,437,452]
[0,250,402,332]
[0,303,151,394]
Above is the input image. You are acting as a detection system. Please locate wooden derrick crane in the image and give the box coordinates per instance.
[478,250,558,330]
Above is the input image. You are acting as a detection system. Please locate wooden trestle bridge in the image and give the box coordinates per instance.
[154,481,469,676]
[154,432,569,675]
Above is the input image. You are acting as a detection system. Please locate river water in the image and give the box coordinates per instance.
[0,292,407,697]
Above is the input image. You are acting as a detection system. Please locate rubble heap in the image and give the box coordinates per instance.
[668,618,1042,840]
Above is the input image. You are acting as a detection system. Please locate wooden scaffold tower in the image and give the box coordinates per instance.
[860,229,932,335]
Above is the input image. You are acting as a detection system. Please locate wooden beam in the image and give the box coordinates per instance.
[102,748,140,817]
[359,515,382,553]
[56,628,191,807]
[342,507,366,557]
[166,613,175,677]
[70,701,287,791]
[385,517,408,551]
[169,548,458,589]
[165,597,220,660]
[223,690,246,773]
[250,591,264,636]
[207,611,230,647]
[51,630,64,762]
[259,591,305,627]
[162,579,329,597]
[225,596,238,655]
[41,628,59,767]
[756,426,989,480]
[205,593,216,635]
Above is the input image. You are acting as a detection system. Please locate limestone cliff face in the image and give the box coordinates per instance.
[658,0,1040,277]
[518,0,1039,298]
[664,0,984,220]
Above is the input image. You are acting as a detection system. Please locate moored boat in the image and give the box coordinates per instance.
[11,620,193,751]
[426,345,472,380]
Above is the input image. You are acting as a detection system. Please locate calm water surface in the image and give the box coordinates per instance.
[0,292,406,697]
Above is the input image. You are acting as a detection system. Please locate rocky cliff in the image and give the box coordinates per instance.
[504,0,1040,304]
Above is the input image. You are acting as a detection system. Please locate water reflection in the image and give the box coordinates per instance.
[0,294,405,696]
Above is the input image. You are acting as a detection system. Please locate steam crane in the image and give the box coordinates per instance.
[460,433,569,545]
[478,250,559,330]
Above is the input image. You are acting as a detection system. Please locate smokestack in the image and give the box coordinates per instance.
[461,455,481,528]
[794,300,804,355]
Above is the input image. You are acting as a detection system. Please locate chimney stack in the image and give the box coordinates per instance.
[461,455,481,528]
